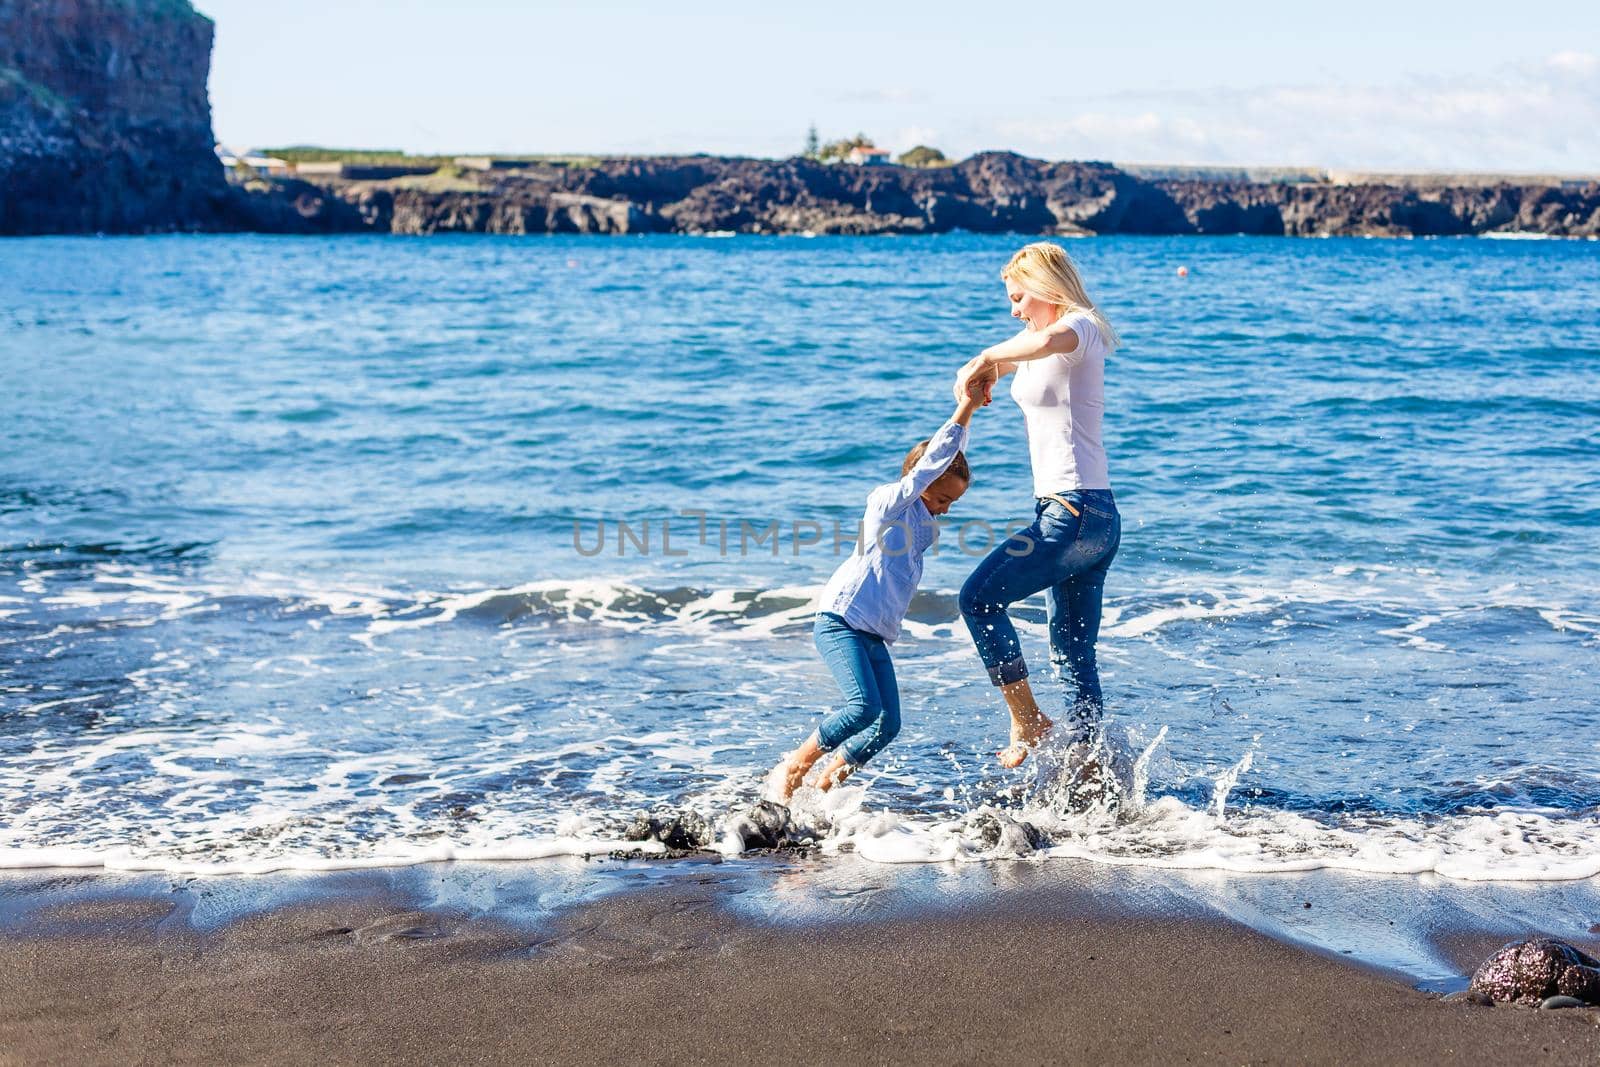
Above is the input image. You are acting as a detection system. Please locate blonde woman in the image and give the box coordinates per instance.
[955,242,1121,768]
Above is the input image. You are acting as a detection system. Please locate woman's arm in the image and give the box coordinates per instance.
[977,322,1080,368]
[953,354,1018,406]
[956,321,1080,404]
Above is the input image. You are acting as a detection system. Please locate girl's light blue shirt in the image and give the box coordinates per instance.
[816,418,969,643]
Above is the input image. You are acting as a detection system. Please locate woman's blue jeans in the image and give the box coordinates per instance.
[813,612,901,768]
[959,490,1120,734]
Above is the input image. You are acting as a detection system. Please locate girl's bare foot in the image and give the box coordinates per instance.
[763,760,793,802]
[767,733,826,802]
[998,713,1053,768]
[817,754,852,791]
[780,757,807,800]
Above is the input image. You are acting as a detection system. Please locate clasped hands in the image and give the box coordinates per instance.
[953,356,999,407]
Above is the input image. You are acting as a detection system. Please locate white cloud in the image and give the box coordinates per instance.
[1547,50,1599,75]
[830,87,927,105]
[887,126,944,154]
[981,52,1600,172]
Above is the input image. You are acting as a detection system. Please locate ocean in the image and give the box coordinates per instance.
[3,232,1598,883]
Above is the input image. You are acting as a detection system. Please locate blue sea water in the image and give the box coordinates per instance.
[1,233,1597,879]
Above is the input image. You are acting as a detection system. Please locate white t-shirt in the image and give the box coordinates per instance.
[1008,310,1111,495]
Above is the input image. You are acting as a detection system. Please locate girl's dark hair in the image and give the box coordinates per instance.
[901,440,970,482]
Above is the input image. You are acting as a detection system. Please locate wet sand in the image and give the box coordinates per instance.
[4,866,1600,1065]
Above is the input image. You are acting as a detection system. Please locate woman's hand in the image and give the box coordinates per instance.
[955,357,998,406]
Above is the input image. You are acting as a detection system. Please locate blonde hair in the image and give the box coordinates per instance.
[1000,242,1120,350]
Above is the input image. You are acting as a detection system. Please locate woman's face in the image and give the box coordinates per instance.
[1006,278,1058,331]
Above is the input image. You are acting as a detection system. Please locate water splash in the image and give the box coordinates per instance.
[1129,725,1169,810]
[1212,750,1255,819]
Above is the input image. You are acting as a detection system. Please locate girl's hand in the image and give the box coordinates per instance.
[956,359,997,406]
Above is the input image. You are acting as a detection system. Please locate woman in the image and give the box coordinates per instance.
[955,242,1121,768]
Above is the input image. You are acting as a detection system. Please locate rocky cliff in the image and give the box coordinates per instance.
[293,154,1193,237]
[289,154,1600,239]
[1158,179,1600,237]
[0,0,229,234]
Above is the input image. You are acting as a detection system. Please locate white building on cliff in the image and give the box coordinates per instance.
[847,145,892,165]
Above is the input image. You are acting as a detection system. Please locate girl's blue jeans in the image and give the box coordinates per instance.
[812,612,901,768]
[959,490,1121,734]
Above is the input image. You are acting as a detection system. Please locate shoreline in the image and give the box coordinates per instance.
[5,229,1600,241]
[5,860,1600,1063]
[197,153,1600,239]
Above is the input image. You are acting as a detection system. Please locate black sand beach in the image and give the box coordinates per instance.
[4,861,1599,1065]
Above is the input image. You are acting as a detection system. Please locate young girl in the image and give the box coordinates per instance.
[769,393,979,801]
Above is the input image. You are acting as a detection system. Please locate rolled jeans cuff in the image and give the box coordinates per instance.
[986,656,1029,686]
[837,746,869,769]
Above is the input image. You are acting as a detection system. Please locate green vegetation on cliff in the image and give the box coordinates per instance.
[0,62,71,118]
[897,145,951,168]
[263,146,452,167]
[260,146,603,169]
[108,0,211,22]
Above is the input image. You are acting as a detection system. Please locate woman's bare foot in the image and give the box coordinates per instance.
[998,712,1053,768]
[995,678,1052,768]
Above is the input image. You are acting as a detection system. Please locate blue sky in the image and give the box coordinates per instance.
[199,0,1599,172]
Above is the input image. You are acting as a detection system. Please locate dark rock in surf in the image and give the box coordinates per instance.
[729,800,793,850]
[659,811,712,850]
[962,810,1047,853]
[623,802,815,855]
[622,813,660,842]
[1469,938,1600,1005]
[726,800,822,851]
[967,812,1004,848]
[621,810,714,851]
[605,845,707,861]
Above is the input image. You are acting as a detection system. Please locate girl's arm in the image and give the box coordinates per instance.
[951,393,979,428]
[872,399,975,518]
